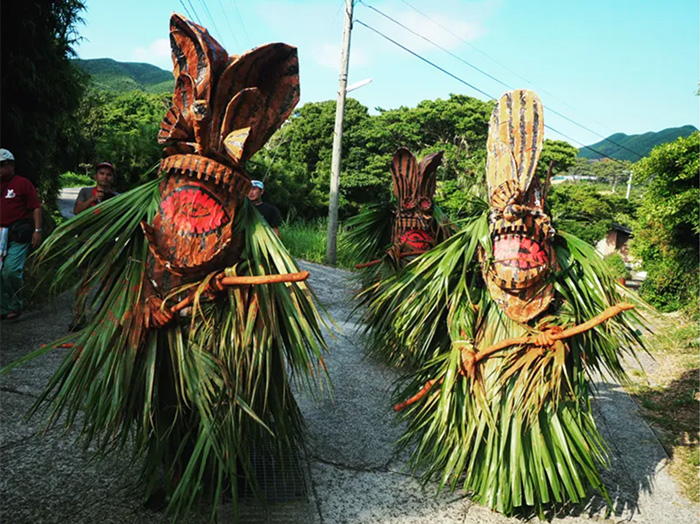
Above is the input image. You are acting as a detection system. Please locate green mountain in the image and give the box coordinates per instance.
[73,58,174,94]
[579,125,698,161]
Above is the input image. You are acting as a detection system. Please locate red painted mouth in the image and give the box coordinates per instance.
[493,234,548,270]
[399,229,434,251]
[160,184,229,235]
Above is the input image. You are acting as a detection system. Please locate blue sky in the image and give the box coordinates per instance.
[75,0,698,151]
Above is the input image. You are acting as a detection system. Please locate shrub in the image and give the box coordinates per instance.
[60,171,94,188]
[603,253,630,281]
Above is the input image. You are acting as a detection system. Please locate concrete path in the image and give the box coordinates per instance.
[1,260,697,523]
[57,187,80,219]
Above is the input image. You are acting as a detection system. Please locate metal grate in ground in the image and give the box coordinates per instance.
[239,441,307,503]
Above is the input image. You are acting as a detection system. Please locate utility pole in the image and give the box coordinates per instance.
[326,0,353,265]
[625,169,633,199]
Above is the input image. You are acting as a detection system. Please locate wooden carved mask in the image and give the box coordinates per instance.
[143,14,299,275]
[390,148,443,252]
[480,90,555,322]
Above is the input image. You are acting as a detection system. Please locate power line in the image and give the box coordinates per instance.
[331,0,347,28]
[184,0,203,25]
[179,0,197,23]
[355,20,494,100]
[197,0,226,45]
[396,0,617,136]
[230,1,251,48]
[354,19,632,168]
[360,1,509,90]
[215,0,241,50]
[359,2,646,161]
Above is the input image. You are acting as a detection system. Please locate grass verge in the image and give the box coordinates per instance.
[627,313,699,502]
[279,219,357,270]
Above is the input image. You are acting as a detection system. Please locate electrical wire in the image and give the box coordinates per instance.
[359,1,646,161]
[355,19,632,168]
[197,0,226,44]
[215,0,241,50]
[179,0,197,23]
[396,0,619,136]
[231,0,252,48]
[184,0,203,25]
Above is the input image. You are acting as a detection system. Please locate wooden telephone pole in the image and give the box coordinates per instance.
[326,0,354,265]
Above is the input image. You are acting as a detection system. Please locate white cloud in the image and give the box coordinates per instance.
[132,38,171,63]
[394,10,485,51]
[311,42,369,69]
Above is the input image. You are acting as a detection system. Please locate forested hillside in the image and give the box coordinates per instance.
[579,125,697,161]
[72,58,173,93]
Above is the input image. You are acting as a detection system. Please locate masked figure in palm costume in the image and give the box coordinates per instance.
[11,14,327,520]
[365,90,646,516]
[346,147,451,292]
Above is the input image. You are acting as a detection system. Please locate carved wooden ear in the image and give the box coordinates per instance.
[169,14,228,102]
[219,88,263,164]
[417,150,443,197]
[223,128,252,164]
[390,148,418,202]
[487,89,544,199]
[213,43,300,160]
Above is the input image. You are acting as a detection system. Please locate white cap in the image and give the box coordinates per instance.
[0,149,15,162]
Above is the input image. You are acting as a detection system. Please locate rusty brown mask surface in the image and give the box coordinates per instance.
[480,90,555,322]
[143,14,299,276]
[390,148,443,253]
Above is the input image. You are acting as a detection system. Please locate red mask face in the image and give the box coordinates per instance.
[390,148,443,254]
[146,175,237,275]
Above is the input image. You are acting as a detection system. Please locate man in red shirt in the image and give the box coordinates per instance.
[0,149,42,320]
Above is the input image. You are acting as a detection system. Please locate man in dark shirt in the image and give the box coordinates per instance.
[74,161,119,215]
[248,180,282,236]
[0,148,42,320]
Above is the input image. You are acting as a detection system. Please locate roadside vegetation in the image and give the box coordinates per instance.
[627,314,699,501]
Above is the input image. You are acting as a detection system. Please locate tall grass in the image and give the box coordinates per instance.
[279,218,356,269]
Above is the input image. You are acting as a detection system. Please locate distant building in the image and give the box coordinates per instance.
[596,223,632,260]
[551,174,598,184]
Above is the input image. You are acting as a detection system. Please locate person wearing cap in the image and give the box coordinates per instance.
[73,162,119,215]
[248,180,282,236]
[0,148,42,320]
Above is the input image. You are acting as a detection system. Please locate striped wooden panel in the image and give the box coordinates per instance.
[169,14,228,101]
[390,148,418,202]
[213,43,300,162]
[416,151,443,199]
[486,90,544,208]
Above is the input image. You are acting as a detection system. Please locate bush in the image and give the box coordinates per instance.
[60,171,94,188]
[603,253,630,281]
[639,257,698,313]
[631,132,698,312]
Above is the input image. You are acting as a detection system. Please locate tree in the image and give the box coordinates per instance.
[537,139,578,179]
[547,183,636,245]
[590,158,632,192]
[630,132,699,312]
[249,98,377,219]
[1,0,87,204]
[72,88,170,189]
[248,94,495,220]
